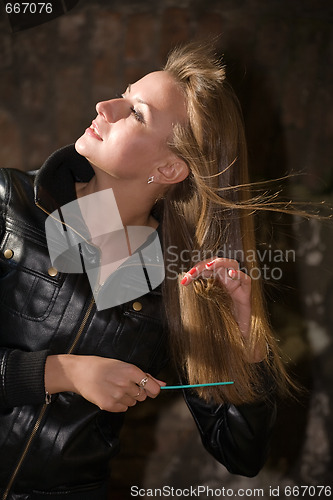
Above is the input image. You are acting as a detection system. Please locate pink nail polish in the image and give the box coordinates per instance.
[188,267,197,275]
[181,276,188,285]
[206,260,215,267]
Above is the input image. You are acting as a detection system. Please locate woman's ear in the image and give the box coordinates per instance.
[156,159,189,185]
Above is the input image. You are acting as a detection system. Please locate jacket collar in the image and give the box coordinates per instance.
[34,143,163,230]
[34,144,95,214]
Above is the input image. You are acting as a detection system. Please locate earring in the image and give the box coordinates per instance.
[147,176,154,184]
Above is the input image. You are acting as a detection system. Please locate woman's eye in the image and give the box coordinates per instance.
[116,92,145,124]
[130,106,145,124]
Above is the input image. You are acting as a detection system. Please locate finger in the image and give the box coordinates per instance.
[139,374,163,398]
[136,390,147,402]
[135,373,156,397]
[98,398,129,413]
[205,258,240,280]
[213,268,251,292]
[119,393,139,408]
[206,257,240,270]
[181,257,240,286]
[227,269,251,287]
[143,373,166,399]
[180,265,199,285]
[112,403,129,413]
[127,369,163,401]
[146,373,166,387]
[132,386,147,402]
[136,374,149,389]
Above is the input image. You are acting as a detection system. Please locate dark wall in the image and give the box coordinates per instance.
[1,0,332,194]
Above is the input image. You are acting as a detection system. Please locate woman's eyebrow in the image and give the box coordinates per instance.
[126,83,149,107]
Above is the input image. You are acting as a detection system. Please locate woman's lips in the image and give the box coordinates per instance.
[86,121,103,140]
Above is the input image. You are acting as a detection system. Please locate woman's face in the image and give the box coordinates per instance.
[75,71,187,182]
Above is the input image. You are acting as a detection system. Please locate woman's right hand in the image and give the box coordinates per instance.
[45,354,165,412]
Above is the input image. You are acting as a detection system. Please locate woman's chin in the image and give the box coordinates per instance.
[74,135,87,156]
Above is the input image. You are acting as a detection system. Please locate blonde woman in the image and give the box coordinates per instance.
[0,43,287,499]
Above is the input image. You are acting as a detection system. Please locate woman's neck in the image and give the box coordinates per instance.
[75,172,159,230]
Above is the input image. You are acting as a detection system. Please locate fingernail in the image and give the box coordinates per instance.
[205,260,215,269]
[228,269,237,279]
[181,276,188,285]
[188,267,197,275]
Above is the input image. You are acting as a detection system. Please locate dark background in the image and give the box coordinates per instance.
[0,0,332,498]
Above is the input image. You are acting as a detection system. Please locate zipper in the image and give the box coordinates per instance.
[2,296,95,500]
[2,404,48,500]
[67,297,95,354]
[3,201,96,499]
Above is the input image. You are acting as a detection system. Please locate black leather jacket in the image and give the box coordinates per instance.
[0,146,276,499]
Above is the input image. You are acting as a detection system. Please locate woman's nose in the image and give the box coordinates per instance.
[96,99,125,123]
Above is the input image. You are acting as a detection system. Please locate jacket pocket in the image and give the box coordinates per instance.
[0,231,63,321]
[112,290,168,373]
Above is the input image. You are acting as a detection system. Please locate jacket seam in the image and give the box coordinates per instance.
[0,170,10,243]
[0,350,9,405]
[6,220,49,245]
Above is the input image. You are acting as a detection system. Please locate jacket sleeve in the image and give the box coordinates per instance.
[0,348,50,408]
[183,381,277,477]
[0,170,50,408]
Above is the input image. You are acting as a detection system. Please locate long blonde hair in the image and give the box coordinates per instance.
[161,42,293,405]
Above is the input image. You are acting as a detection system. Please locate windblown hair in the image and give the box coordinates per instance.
[161,42,293,405]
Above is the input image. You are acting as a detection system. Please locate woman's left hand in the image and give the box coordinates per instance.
[181,257,252,339]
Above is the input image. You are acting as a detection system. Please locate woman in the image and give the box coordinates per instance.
[0,43,286,499]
